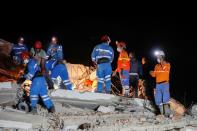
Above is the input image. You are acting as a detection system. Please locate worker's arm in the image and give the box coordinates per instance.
[110,46,114,63]
[150,65,157,77]
[41,50,47,74]
[25,61,36,80]
[24,44,28,52]
[163,62,170,72]
[46,45,52,59]
[41,58,46,74]
[91,46,98,63]
[57,45,63,60]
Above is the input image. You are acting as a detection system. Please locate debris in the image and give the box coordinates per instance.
[97,106,115,113]
[64,125,78,131]
[191,104,197,116]
[78,123,91,130]
[3,106,26,114]
[169,98,186,116]
[139,117,147,122]
[0,120,32,129]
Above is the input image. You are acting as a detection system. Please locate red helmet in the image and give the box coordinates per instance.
[116,41,126,48]
[21,51,30,60]
[100,35,111,42]
[34,41,42,49]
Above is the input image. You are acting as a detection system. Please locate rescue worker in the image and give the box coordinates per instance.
[129,52,143,98]
[113,41,130,96]
[21,51,55,114]
[30,41,47,74]
[150,50,172,117]
[47,36,63,61]
[91,35,114,94]
[141,57,155,101]
[11,37,28,65]
[45,59,73,90]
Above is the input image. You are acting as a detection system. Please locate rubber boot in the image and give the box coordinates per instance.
[120,88,125,96]
[106,91,111,94]
[29,107,37,115]
[159,104,164,115]
[125,89,130,97]
[48,106,55,113]
[164,104,173,118]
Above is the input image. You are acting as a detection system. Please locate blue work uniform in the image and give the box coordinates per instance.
[45,60,73,90]
[25,59,54,109]
[47,44,63,61]
[91,42,114,93]
[12,43,28,64]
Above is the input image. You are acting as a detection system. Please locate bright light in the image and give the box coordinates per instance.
[154,50,160,56]
[52,37,56,42]
[154,50,165,57]
[20,37,24,41]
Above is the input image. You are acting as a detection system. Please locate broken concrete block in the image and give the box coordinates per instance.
[139,117,147,122]
[97,106,115,113]
[180,126,197,131]
[191,105,197,116]
[0,120,32,129]
[143,111,155,118]
[64,125,78,131]
[0,82,12,89]
[54,103,63,113]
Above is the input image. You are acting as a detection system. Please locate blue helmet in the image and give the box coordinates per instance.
[45,59,57,71]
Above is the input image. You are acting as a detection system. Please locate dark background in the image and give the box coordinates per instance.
[0,10,197,107]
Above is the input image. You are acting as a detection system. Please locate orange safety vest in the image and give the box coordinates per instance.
[116,50,130,72]
[151,62,170,83]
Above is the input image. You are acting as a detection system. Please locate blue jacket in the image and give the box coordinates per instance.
[47,44,63,60]
[50,64,67,77]
[12,43,28,57]
[25,59,41,80]
[91,43,114,64]
[130,58,143,78]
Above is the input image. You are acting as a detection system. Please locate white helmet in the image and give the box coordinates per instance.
[154,50,165,57]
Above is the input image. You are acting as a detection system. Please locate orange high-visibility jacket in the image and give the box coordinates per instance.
[151,62,170,83]
[116,50,130,72]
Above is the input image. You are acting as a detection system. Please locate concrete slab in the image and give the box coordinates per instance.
[0,120,32,129]
[51,89,118,101]
[0,82,12,89]
[0,111,45,129]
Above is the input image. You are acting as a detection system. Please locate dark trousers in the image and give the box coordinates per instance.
[130,75,139,97]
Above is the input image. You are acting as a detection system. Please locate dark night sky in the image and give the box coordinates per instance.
[0,12,197,106]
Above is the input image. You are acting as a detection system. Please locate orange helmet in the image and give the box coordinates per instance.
[116,41,126,49]
[21,51,30,60]
[34,41,42,49]
[100,35,111,42]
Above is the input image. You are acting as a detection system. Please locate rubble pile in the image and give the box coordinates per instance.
[1,87,197,131]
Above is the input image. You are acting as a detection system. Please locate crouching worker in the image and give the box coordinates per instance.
[45,59,73,90]
[150,50,172,118]
[21,51,55,114]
